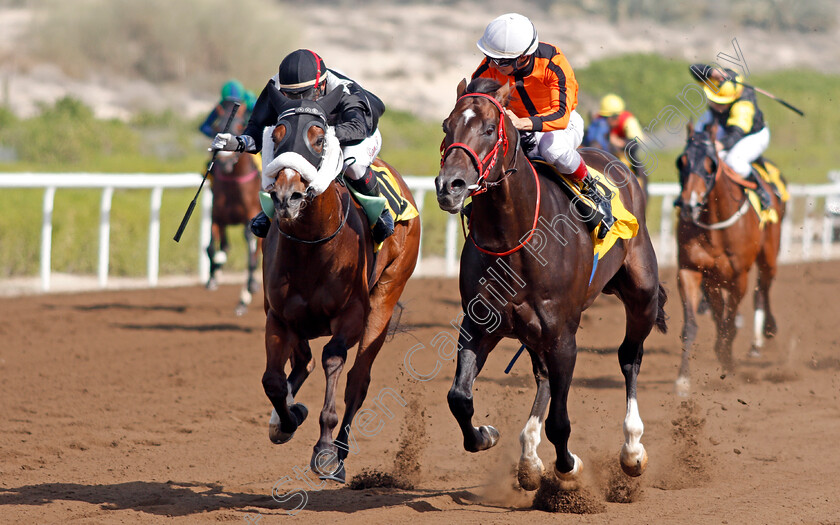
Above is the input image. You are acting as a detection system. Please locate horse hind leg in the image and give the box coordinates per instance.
[751,230,780,357]
[517,346,550,491]
[205,223,223,290]
[544,330,584,486]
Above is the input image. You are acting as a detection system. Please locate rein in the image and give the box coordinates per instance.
[444,92,541,257]
[275,187,351,244]
[686,149,753,230]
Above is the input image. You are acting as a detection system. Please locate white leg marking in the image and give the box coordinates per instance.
[240,288,253,306]
[753,308,765,349]
[269,408,279,426]
[623,398,644,455]
[519,415,542,463]
[675,375,691,397]
[213,251,228,265]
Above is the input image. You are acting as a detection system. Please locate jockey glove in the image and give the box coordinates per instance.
[212,133,245,152]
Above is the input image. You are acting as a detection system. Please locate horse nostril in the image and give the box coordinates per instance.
[450,178,466,191]
[290,192,304,202]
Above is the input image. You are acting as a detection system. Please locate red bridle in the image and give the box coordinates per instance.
[440,91,541,257]
[440,92,510,196]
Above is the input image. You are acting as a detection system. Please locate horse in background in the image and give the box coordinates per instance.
[674,121,785,396]
[436,78,666,492]
[205,100,262,316]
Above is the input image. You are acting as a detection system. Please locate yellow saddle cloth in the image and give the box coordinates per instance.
[746,159,787,228]
[534,160,639,260]
[369,163,419,223]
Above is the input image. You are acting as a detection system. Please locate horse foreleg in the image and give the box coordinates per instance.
[263,312,308,444]
[288,339,313,397]
[206,223,222,290]
[676,269,703,396]
[544,329,582,484]
[517,348,550,491]
[448,317,502,453]
[311,307,363,481]
[716,274,748,376]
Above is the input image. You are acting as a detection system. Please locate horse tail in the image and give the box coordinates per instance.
[655,282,669,334]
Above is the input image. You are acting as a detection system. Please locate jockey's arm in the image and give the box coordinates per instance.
[720,100,755,150]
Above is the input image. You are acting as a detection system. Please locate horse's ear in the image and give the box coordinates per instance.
[267,87,289,115]
[316,86,343,116]
[686,121,694,139]
[494,82,512,107]
[456,78,467,99]
[706,119,719,141]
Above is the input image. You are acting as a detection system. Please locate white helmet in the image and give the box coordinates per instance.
[476,13,539,59]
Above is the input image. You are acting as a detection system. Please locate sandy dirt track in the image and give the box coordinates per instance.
[1,261,839,524]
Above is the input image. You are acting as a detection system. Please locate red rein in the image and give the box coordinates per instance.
[442,92,541,257]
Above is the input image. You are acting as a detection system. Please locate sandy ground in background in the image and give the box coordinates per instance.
[1,261,839,524]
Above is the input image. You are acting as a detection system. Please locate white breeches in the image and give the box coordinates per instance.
[535,110,585,174]
[342,128,382,180]
[722,127,770,177]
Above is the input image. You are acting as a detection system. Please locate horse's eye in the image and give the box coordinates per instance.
[485,125,496,136]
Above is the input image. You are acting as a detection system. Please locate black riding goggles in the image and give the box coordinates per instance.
[487,55,519,67]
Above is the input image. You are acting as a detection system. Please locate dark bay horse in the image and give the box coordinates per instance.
[674,122,784,396]
[435,79,667,490]
[259,88,420,482]
[206,100,262,315]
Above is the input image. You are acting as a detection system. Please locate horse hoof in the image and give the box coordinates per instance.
[206,279,218,291]
[620,445,648,477]
[675,376,691,397]
[318,463,346,484]
[290,403,308,425]
[517,457,545,491]
[555,454,583,490]
[478,425,500,450]
[234,303,247,316]
[748,346,762,358]
[268,423,295,444]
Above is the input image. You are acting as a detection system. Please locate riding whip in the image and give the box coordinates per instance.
[729,78,804,117]
[173,101,241,242]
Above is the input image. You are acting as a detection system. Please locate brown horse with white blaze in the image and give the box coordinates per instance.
[259,88,421,483]
[674,121,784,396]
[435,79,667,490]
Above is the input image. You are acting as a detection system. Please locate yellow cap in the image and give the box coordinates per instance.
[599,94,625,117]
[703,75,744,104]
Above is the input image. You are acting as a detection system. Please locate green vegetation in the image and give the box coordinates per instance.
[26,0,297,90]
[1,53,839,278]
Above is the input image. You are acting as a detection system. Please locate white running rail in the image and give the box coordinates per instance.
[1,173,839,292]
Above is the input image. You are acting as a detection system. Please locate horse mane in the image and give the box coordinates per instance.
[465,78,502,95]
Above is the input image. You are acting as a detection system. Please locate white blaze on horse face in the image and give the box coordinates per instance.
[462,108,477,126]
[689,191,699,207]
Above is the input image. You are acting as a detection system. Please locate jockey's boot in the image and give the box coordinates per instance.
[347,168,395,243]
[749,167,773,210]
[249,211,271,238]
[571,159,615,239]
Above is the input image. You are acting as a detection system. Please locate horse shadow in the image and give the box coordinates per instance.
[113,322,256,333]
[0,481,526,516]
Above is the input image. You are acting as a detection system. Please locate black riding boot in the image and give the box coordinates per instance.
[249,211,271,238]
[347,168,395,243]
[749,168,773,210]
[581,174,615,239]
